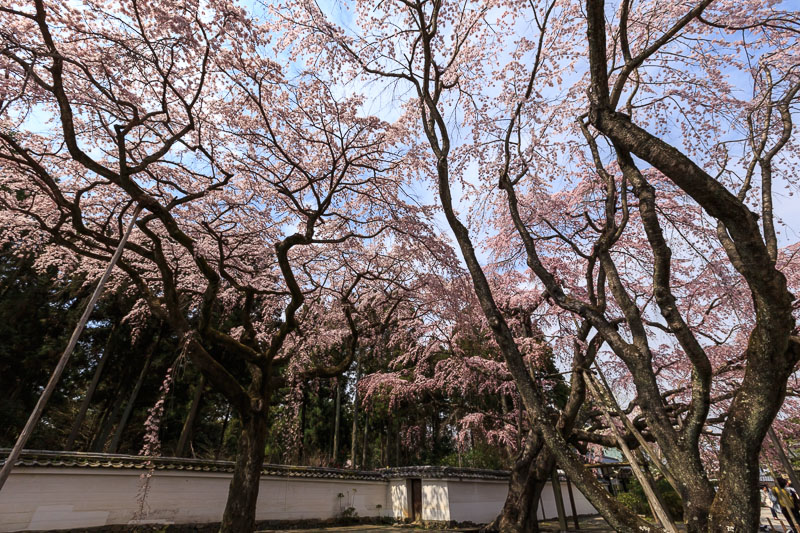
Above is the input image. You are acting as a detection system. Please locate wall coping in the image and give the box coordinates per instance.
[0,449,511,481]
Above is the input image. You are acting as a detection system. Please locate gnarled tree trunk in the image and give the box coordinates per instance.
[219,412,268,533]
[484,431,549,532]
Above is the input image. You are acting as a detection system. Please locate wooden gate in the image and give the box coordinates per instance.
[411,478,422,521]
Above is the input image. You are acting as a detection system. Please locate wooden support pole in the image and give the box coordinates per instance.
[0,205,141,491]
[593,363,680,493]
[566,476,580,530]
[108,345,155,454]
[584,371,679,533]
[551,468,568,531]
[332,380,341,463]
[769,426,800,492]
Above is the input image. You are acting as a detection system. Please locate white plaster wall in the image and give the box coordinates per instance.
[388,479,408,519]
[557,481,595,517]
[0,468,387,532]
[446,479,509,524]
[536,481,597,520]
[0,467,600,532]
[421,479,450,522]
[446,479,596,523]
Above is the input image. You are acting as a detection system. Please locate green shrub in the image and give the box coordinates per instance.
[616,491,650,516]
[616,478,683,521]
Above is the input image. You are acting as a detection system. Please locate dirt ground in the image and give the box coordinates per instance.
[257,509,793,533]
[257,515,614,533]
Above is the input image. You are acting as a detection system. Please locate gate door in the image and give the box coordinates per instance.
[411,478,422,521]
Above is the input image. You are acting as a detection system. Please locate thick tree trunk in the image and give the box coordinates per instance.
[484,431,545,533]
[65,325,116,450]
[219,413,268,533]
[176,375,205,457]
[709,348,798,532]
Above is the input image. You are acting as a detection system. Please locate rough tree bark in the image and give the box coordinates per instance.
[582,1,800,529]
[484,431,547,533]
[219,411,268,533]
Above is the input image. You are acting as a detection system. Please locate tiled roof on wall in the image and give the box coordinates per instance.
[383,465,510,480]
[0,449,511,481]
[0,450,384,481]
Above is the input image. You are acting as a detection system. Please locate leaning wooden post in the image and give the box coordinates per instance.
[584,371,679,533]
[0,205,141,491]
[769,426,800,492]
[593,363,680,493]
[551,468,568,531]
[565,476,580,529]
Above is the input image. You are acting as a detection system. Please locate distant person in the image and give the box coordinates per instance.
[773,477,800,528]
[763,484,779,519]
[789,480,800,509]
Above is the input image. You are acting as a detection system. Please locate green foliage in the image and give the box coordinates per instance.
[0,242,563,470]
[336,489,359,523]
[0,245,88,448]
[616,477,683,521]
[441,441,508,470]
[616,491,650,516]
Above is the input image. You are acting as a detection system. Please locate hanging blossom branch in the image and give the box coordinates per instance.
[134,337,191,519]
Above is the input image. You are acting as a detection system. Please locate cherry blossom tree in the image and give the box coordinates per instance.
[287,0,800,530]
[573,2,800,529]
[2,0,799,531]
[487,0,800,529]
[282,0,658,529]
[0,1,449,531]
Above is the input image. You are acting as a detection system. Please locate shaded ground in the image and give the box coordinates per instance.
[257,516,614,533]
[256,509,794,533]
[761,506,797,532]
[536,515,615,531]
[257,527,478,533]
